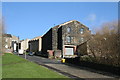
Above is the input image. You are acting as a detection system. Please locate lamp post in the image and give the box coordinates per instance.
[25,50,26,59]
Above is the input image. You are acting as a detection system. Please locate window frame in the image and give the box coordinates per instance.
[66,36,71,43]
[81,37,84,42]
[80,28,84,34]
[67,27,71,33]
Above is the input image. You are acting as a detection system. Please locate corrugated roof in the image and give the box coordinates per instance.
[33,36,42,39]
[30,36,42,41]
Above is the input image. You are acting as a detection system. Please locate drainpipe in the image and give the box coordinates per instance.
[62,37,64,58]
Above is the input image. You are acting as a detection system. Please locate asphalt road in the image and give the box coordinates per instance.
[15,53,119,80]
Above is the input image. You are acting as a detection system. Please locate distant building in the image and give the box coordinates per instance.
[19,39,30,53]
[42,20,91,58]
[3,34,12,49]
[3,34,19,53]
[28,36,42,53]
[11,35,19,52]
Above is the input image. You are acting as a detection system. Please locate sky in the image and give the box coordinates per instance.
[2,2,118,40]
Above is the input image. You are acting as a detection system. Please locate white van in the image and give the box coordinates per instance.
[18,49,24,54]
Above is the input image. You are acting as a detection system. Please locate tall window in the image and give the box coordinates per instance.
[80,28,84,34]
[81,37,84,42]
[66,36,71,43]
[67,27,71,33]
[71,37,74,43]
[6,39,8,42]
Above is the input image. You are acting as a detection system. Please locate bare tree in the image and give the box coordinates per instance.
[87,21,119,67]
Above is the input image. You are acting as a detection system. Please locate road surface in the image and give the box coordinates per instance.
[16,53,119,79]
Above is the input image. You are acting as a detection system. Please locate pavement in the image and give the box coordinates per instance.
[15,53,120,79]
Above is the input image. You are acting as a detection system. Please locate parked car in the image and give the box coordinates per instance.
[28,52,35,56]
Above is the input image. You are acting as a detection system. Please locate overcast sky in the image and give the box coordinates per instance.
[2,2,118,40]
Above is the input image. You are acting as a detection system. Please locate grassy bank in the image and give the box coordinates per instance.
[2,53,67,78]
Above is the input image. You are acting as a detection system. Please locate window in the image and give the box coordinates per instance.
[66,36,71,43]
[71,37,74,43]
[67,27,71,33]
[6,39,8,42]
[80,28,84,34]
[81,37,84,42]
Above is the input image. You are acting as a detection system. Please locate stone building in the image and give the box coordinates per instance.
[3,34,12,49]
[42,20,91,58]
[11,35,19,52]
[28,36,42,53]
[3,34,19,53]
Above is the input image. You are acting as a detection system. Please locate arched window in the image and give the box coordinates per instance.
[67,27,71,33]
[80,28,84,34]
[66,36,71,43]
[81,37,84,42]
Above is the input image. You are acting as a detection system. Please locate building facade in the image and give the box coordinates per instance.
[19,39,30,53]
[11,35,19,52]
[3,34,19,53]
[28,36,42,53]
[42,20,91,58]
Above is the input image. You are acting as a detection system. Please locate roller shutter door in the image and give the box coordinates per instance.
[65,48,74,55]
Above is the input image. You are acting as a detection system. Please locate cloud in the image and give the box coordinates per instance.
[86,13,96,22]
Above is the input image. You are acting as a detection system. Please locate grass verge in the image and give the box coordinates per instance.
[2,53,67,78]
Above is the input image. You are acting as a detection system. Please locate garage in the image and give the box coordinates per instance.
[65,47,74,55]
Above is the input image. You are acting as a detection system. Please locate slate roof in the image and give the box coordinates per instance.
[52,20,88,29]
[3,34,12,37]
